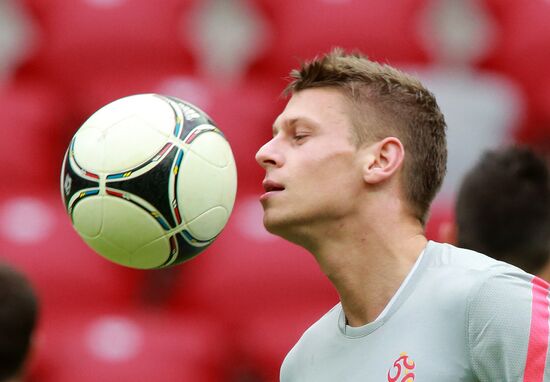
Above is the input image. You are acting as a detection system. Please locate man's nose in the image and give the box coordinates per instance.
[255,139,282,169]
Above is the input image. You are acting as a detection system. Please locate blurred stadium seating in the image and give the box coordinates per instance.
[29,306,232,382]
[248,0,431,80]
[0,79,70,189]
[17,0,198,115]
[478,0,550,145]
[0,0,548,380]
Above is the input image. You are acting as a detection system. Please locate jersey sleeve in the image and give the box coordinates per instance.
[467,271,550,381]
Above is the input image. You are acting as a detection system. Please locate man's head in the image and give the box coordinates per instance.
[455,146,550,274]
[0,263,39,381]
[284,49,447,224]
[256,49,447,243]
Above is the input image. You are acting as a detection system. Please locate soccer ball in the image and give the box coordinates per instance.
[60,94,237,269]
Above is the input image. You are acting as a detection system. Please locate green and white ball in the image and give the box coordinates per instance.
[61,94,237,269]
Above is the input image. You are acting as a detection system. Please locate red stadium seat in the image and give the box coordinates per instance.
[0,191,145,317]
[28,306,231,382]
[247,0,431,79]
[479,0,550,139]
[18,0,198,118]
[0,80,70,189]
[425,199,454,243]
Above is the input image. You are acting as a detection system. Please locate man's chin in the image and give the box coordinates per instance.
[262,213,291,235]
[262,214,308,244]
[262,216,284,235]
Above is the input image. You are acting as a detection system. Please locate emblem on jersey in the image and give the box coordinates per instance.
[387,352,415,382]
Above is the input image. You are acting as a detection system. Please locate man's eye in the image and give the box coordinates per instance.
[294,135,307,142]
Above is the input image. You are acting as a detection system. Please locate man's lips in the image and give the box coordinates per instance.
[261,180,285,201]
[262,180,285,193]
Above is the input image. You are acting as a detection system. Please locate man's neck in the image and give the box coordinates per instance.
[310,214,427,327]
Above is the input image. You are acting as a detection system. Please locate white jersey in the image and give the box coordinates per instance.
[281,241,550,381]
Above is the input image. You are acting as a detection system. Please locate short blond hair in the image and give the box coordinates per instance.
[285,48,447,224]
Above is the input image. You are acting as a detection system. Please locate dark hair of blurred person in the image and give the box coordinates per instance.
[451,146,550,275]
[0,262,39,382]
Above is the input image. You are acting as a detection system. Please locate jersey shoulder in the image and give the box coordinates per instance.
[465,262,547,380]
[422,241,537,315]
[426,241,516,272]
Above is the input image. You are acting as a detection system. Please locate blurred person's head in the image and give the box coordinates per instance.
[0,263,39,382]
[448,146,550,275]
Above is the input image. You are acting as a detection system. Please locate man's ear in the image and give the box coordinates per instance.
[362,137,405,184]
